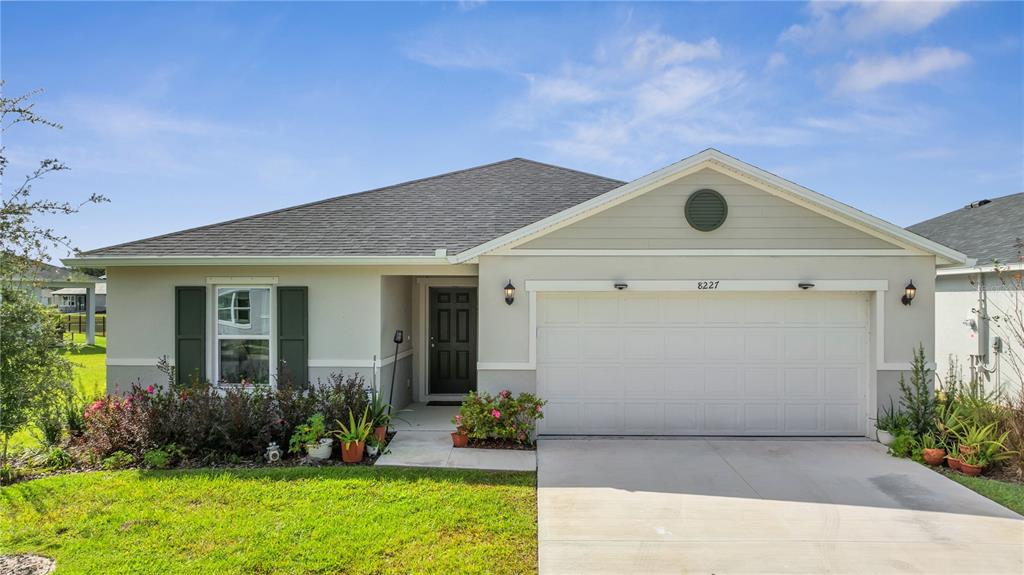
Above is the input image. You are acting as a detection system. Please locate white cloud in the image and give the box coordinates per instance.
[527,75,603,105]
[836,46,970,93]
[782,1,961,48]
[766,51,788,72]
[403,39,511,70]
[627,33,720,70]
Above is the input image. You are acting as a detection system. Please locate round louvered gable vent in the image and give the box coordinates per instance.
[685,189,728,232]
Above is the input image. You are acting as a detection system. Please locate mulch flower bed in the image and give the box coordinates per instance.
[5,432,397,485]
[465,438,536,451]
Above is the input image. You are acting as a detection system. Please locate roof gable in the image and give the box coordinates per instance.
[515,167,902,251]
[454,149,968,265]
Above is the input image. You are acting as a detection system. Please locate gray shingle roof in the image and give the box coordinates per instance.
[907,193,1024,266]
[84,158,625,257]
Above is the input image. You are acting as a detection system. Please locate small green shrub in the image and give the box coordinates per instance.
[101,450,135,470]
[898,344,936,438]
[142,444,184,469]
[31,445,74,470]
[289,414,328,454]
[0,463,18,485]
[889,433,918,458]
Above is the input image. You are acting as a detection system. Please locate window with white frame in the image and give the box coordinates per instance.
[215,287,272,385]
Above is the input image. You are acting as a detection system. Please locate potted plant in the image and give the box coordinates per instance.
[959,451,984,476]
[450,414,469,448]
[946,442,962,471]
[288,414,333,460]
[332,407,373,464]
[367,387,392,445]
[920,434,946,466]
[875,399,905,447]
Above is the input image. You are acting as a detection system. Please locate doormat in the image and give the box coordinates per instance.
[426,401,462,406]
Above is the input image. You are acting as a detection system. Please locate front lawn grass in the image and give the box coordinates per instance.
[939,469,1024,515]
[0,466,537,574]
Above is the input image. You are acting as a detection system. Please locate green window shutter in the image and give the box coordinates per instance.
[277,286,308,389]
[175,286,206,385]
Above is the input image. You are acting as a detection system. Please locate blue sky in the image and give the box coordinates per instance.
[3,1,1021,261]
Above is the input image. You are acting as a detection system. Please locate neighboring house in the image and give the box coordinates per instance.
[2,256,100,309]
[66,149,966,437]
[52,282,107,313]
[908,193,1023,396]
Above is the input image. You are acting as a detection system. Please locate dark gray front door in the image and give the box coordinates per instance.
[429,287,477,395]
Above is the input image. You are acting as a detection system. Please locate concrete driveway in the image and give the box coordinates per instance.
[538,438,1023,574]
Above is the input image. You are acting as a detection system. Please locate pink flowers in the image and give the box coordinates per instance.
[454,414,463,425]
[146,385,155,394]
[499,389,512,399]
[491,409,501,419]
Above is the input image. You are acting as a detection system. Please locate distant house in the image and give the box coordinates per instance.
[53,282,107,313]
[908,193,1023,396]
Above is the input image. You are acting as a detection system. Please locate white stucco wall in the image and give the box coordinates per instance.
[935,272,1023,397]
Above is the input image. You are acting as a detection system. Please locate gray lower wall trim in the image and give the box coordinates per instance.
[477,370,537,396]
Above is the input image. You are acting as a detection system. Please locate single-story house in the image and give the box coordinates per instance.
[908,193,1023,396]
[66,149,967,437]
[53,282,107,313]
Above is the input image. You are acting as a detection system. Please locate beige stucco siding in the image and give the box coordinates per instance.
[380,275,414,407]
[105,264,475,394]
[517,168,901,251]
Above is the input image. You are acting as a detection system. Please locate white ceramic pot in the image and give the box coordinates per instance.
[876,428,895,447]
[366,444,379,457]
[307,438,333,460]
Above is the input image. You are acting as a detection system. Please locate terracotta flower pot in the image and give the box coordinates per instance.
[959,461,983,477]
[451,431,469,448]
[959,444,977,456]
[922,448,946,466]
[947,457,961,472]
[374,426,387,444]
[341,440,365,463]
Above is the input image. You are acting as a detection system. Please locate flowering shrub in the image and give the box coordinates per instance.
[79,372,370,462]
[456,390,546,444]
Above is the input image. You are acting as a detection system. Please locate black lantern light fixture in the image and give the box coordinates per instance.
[504,280,516,305]
[901,281,917,306]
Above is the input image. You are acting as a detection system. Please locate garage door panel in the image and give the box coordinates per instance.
[632,366,666,397]
[582,365,622,398]
[784,368,821,396]
[705,404,742,433]
[538,365,581,399]
[661,297,700,323]
[665,329,704,359]
[665,403,702,433]
[824,404,861,433]
[620,296,661,324]
[581,296,618,324]
[622,329,663,360]
[581,329,619,360]
[745,331,780,361]
[784,333,821,361]
[583,403,622,434]
[744,404,782,433]
[537,292,868,436]
[666,367,704,397]
[743,367,781,397]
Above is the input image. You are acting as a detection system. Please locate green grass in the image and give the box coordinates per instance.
[6,334,106,453]
[939,469,1024,515]
[0,466,537,574]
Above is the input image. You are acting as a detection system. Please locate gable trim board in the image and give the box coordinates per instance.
[453,150,967,265]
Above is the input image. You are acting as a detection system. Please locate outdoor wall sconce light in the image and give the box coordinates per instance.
[614,282,628,290]
[901,281,917,306]
[504,280,516,305]
[798,282,815,290]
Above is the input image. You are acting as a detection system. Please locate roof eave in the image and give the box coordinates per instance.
[62,255,462,267]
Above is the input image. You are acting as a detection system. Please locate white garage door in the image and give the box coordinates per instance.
[537,291,869,436]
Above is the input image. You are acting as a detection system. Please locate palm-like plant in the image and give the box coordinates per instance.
[332,407,372,448]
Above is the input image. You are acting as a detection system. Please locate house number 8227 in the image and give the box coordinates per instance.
[697,281,720,290]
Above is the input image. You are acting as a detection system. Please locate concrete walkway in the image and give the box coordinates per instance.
[539,438,1023,574]
[375,403,536,472]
